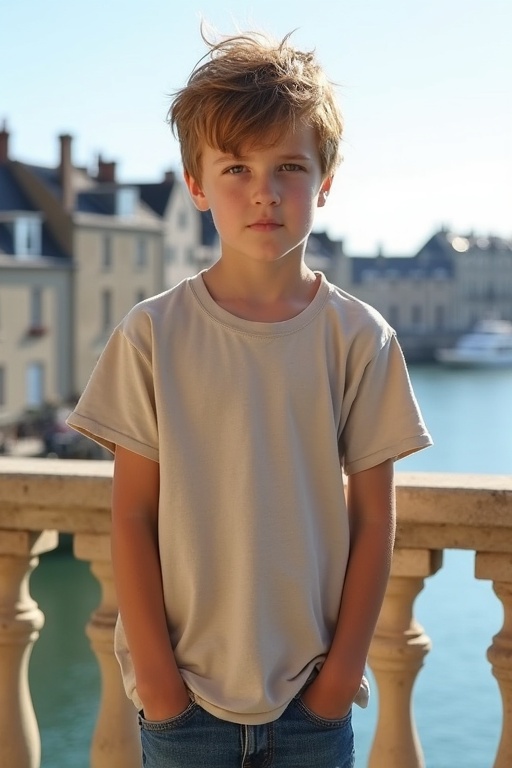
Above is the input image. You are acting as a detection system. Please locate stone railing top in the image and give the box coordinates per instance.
[0,458,511,548]
[394,470,512,552]
[0,457,113,534]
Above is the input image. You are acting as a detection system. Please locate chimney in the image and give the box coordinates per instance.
[0,120,9,164]
[59,133,75,212]
[164,170,175,184]
[97,154,117,183]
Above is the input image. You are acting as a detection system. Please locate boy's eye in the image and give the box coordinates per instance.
[280,163,304,172]
[225,165,246,174]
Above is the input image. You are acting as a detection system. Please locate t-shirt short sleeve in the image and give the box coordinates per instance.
[341,333,432,475]
[66,320,159,462]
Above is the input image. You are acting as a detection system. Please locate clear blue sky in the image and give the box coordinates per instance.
[3,0,511,254]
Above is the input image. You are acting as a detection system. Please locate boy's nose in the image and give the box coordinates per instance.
[253,177,280,205]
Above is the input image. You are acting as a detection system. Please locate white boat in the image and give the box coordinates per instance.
[435,319,512,367]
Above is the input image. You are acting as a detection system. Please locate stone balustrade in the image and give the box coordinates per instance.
[0,458,511,768]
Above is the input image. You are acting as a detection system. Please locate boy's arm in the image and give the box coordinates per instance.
[111,445,190,720]
[301,458,396,718]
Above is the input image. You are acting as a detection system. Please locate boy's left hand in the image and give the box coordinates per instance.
[300,674,357,720]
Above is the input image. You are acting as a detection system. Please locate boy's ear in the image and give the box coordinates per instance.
[184,171,210,211]
[317,176,334,209]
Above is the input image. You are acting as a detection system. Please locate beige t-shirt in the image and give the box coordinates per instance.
[68,271,432,724]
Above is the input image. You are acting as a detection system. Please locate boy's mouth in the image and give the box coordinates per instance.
[249,220,282,231]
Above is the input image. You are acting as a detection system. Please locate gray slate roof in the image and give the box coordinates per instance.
[0,165,68,259]
[0,165,35,211]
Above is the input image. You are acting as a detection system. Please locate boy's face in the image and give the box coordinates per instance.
[185,123,332,266]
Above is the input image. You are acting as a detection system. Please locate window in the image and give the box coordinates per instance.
[435,305,446,329]
[411,305,423,326]
[116,188,138,217]
[135,237,148,270]
[0,365,5,407]
[388,305,399,328]
[14,216,42,258]
[177,207,188,230]
[101,289,112,332]
[102,235,112,271]
[30,287,43,328]
[26,362,44,408]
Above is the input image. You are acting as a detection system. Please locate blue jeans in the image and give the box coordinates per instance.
[139,696,355,767]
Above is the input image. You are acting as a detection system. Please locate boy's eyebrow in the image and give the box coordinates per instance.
[212,152,314,164]
[212,154,239,164]
[277,153,314,162]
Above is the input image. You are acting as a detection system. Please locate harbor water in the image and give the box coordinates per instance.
[28,364,511,767]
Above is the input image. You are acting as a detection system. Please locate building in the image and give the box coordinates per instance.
[0,130,73,424]
[439,230,512,330]
[0,128,165,427]
[135,172,219,288]
[330,228,512,360]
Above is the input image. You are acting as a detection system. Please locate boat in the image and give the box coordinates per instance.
[435,319,512,367]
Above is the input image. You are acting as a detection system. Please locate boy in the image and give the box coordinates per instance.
[68,28,432,768]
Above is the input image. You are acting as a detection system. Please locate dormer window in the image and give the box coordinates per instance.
[14,215,42,258]
[116,187,138,217]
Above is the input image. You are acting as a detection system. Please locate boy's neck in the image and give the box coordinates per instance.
[201,259,320,323]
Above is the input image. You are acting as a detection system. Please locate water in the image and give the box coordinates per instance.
[28,364,511,767]
[30,553,100,768]
[400,364,512,476]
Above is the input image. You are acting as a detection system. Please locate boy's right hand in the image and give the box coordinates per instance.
[140,681,192,722]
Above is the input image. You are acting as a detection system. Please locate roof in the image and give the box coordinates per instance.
[351,253,454,284]
[415,230,456,261]
[200,211,218,247]
[137,181,175,217]
[0,164,68,259]
[0,165,35,212]
[351,230,457,284]
[76,190,117,215]
[23,163,63,197]
[307,230,338,259]
[24,163,161,221]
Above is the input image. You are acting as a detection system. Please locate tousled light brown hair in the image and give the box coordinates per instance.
[167,28,344,183]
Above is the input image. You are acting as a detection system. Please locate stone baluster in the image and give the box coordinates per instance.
[0,529,58,768]
[367,548,442,768]
[475,552,512,768]
[74,533,141,768]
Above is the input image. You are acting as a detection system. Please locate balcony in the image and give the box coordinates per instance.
[0,457,511,768]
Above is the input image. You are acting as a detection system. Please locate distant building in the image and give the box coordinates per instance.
[305,231,342,281]
[0,130,73,423]
[0,128,189,425]
[435,230,512,330]
[136,172,219,288]
[330,228,512,359]
[331,234,454,358]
